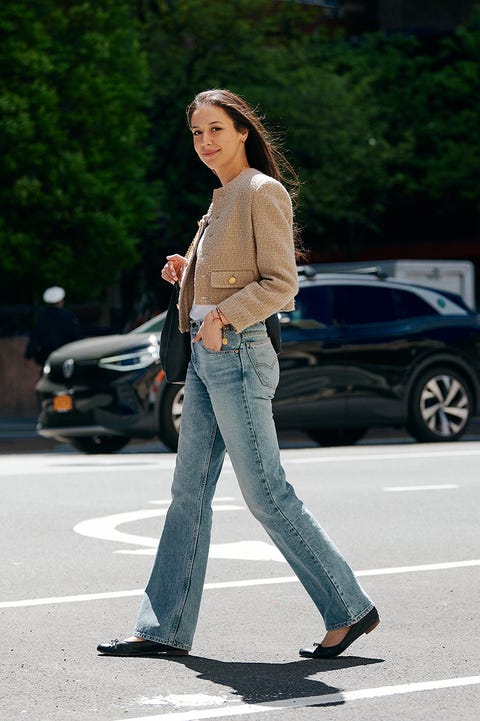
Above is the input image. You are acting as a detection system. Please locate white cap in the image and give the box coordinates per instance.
[43,286,65,304]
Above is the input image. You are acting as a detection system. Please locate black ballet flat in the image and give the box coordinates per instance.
[299,606,380,659]
[97,639,189,657]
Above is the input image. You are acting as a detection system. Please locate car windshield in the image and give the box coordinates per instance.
[129,312,167,334]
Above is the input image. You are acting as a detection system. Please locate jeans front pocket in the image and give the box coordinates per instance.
[245,339,279,391]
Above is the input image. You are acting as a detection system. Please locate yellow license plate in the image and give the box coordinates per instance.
[53,394,73,412]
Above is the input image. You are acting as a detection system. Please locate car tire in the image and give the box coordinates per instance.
[306,428,366,446]
[159,384,184,451]
[68,436,130,454]
[407,367,472,442]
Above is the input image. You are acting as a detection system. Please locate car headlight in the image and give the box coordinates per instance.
[99,338,160,372]
[43,361,51,375]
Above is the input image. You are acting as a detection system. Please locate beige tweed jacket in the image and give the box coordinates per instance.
[178,168,297,333]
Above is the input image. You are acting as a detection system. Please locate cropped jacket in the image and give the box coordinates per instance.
[178,168,298,333]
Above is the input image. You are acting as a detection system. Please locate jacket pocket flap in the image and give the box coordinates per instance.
[210,270,255,288]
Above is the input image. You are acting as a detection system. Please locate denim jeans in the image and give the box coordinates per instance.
[134,322,374,650]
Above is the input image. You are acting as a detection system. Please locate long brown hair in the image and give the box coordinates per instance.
[186,88,305,256]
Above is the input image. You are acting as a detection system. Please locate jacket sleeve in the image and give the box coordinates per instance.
[217,179,298,332]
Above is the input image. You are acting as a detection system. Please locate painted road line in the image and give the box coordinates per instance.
[121,676,480,721]
[2,445,480,476]
[355,559,480,576]
[0,589,144,608]
[0,578,297,609]
[2,559,480,609]
[0,457,177,476]
[384,484,459,492]
[73,504,285,561]
[73,504,245,548]
[286,449,480,464]
[73,505,284,561]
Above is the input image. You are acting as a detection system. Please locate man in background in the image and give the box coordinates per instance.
[24,286,82,368]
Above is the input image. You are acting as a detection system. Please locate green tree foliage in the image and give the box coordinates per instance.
[0,1,154,301]
[355,8,480,243]
[140,0,394,257]
[2,0,478,311]
[256,42,392,245]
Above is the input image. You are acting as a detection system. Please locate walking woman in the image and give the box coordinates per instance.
[97,89,379,659]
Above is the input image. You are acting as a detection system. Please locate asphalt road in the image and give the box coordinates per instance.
[1,443,479,721]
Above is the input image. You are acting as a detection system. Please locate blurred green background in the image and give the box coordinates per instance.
[1,0,479,339]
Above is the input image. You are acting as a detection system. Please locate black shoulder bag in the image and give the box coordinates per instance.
[159,284,191,384]
[265,313,281,354]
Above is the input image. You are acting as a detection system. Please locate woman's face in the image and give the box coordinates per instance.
[190,104,248,184]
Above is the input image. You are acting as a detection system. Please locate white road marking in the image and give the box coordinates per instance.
[355,559,480,576]
[2,559,479,609]
[0,588,144,608]
[286,448,480,464]
[122,676,480,721]
[114,542,284,560]
[384,484,459,492]
[73,504,286,562]
[73,504,244,547]
[2,444,480,476]
[75,483,461,562]
[0,456,177,476]
[140,694,229,708]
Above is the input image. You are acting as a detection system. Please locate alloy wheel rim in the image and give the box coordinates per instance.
[420,374,470,437]
[171,388,184,432]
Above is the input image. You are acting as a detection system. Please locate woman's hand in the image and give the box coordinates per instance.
[161,254,187,284]
[193,310,228,351]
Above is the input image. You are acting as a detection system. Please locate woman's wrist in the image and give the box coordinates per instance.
[205,309,229,327]
[215,307,229,326]
[205,310,223,326]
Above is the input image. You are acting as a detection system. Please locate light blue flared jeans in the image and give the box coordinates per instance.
[134,322,373,650]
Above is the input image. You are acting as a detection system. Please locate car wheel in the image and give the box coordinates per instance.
[407,367,472,442]
[159,384,184,451]
[306,428,366,446]
[68,436,130,454]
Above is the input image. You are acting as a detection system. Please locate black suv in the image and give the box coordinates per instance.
[275,268,479,446]
[36,269,480,451]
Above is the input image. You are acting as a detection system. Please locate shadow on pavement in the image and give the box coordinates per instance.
[156,654,385,706]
